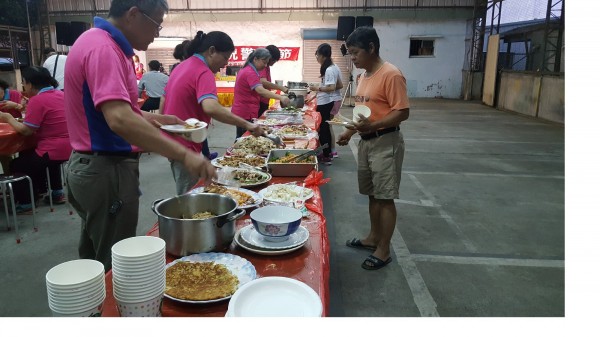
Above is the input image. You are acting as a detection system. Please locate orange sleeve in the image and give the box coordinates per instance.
[384,71,410,112]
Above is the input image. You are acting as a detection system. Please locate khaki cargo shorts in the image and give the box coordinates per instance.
[357,131,405,199]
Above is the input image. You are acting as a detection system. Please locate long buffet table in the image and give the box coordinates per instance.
[102,100,330,317]
[0,122,36,174]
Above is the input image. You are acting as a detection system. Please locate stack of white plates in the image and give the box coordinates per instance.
[46,259,106,317]
[111,236,166,317]
[235,224,309,256]
[227,277,322,317]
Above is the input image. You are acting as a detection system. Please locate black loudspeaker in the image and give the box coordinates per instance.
[69,21,89,45]
[337,16,356,41]
[55,22,71,45]
[356,16,374,28]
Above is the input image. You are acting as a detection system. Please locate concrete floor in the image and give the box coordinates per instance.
[0,98,564,317]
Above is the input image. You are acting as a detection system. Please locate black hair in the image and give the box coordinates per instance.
[43,47,56,56]
[185,31,235,59]
[108,0,169,18]
[243,48,271,68]
[265,45,281,62]
[345,26,380,56]
[316,43,333,78]
[21,66,59,89]
[173,40,191,61]
[148,60,161,71]
[0,79,10,90]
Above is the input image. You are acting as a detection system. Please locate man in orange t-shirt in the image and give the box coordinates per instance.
[337,27,410,271]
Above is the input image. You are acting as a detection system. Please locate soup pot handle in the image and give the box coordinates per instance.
[216,208,246,228]
[151,199,165,215]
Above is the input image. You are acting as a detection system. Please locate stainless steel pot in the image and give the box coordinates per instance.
[288,95,305,108]
[288,88,308,97]
[151,193,246,256]
[287,81,308,89]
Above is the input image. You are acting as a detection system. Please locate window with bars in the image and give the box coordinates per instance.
[409,39,435,57]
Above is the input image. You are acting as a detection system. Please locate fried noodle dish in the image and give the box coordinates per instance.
[165,261,239,301]
[188,211,215,220]
[204,183,254,206]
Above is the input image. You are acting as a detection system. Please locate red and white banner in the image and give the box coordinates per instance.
[228,46,300,64]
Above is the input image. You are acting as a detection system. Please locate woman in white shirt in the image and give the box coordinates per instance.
[309,43,342,165]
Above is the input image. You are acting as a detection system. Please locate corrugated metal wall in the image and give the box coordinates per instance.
[46,0,476,13]
[302,39,350,95]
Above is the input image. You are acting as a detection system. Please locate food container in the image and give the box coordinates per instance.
[287,81,308,89]
[267,149,318,177]
[151,193,246,256]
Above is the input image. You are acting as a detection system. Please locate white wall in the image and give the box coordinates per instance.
[149,18,468,98]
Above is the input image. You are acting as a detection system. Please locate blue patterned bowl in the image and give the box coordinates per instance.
[250,206,302,242]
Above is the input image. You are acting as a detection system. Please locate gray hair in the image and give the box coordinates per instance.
[108,0,169,18]
[243,48,271,68]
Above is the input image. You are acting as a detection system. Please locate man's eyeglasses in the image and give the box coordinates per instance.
[140,11,162,33]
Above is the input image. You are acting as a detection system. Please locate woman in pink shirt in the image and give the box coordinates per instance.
[133,54,144,81]
[0,79,26,118]
[0,66,71,213]
[231,48,290,138]
[162,31,266,195]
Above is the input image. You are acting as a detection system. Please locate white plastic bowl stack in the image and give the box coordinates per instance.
[46,259,106,317]
[111,236,166,317]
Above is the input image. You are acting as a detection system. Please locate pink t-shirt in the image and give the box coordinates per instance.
[23,88,71,161]
[258,65,271,104]
[63,17,142,153]
[163,54,217,153]
[1,89,23,118]
[231,64,262,120]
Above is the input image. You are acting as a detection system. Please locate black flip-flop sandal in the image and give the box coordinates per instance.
[361,255,392,270]
[346,238,376,252]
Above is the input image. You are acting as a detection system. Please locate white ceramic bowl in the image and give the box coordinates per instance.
[228,277,322,317]
[250,206,302,242]
[111,236,165,260]
[46,259,105,289]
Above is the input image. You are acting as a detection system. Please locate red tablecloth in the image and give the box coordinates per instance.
[0,122,35,156]
[101,101,331,317]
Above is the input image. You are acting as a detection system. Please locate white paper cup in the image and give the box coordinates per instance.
[352,105,371,122]
[46,259,104,289]
[111,236,165,261]
[116,293,163,317]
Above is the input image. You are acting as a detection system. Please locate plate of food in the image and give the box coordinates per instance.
[189,184,262,209]
[326,116,353,127]
[217,169,272,188]
[164,252,256,304]
[275,125,310,139]
[211,155,267,169]
[228,136,277,157]
[160,120,207,134]
[258,184,314,204]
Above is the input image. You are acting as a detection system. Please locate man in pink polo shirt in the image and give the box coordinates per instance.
[64,0,215,271]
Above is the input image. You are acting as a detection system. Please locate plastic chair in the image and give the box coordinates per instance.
[0,174,37,243]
